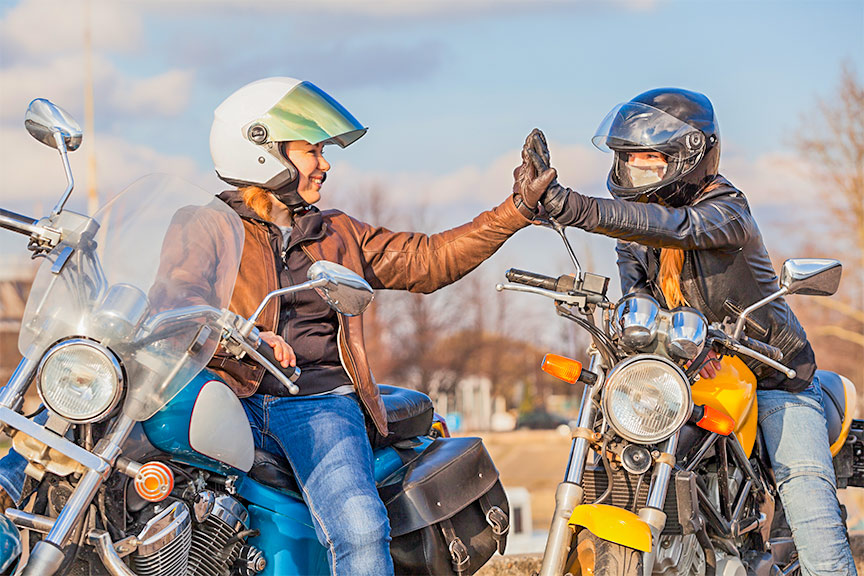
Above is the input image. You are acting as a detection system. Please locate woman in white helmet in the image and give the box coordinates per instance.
[203,77,549,574]
[0,77,551,572]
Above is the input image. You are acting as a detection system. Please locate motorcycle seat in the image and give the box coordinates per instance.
[817,370,848,448]
[372,385,435,449]
[248,385,434,492]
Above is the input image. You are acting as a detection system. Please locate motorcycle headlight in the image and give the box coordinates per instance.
[614,294,660,349]
[667,307,708,361]
[37,339,124,423]
[602,356,691,444]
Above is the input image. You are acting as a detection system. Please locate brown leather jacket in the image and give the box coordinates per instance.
[209,195,531,436]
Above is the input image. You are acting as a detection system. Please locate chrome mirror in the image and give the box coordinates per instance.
[307,261,374,317]
[25,99,83,152]
[780,258,842,296]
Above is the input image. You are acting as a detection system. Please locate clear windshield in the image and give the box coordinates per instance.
[19,174,244,420]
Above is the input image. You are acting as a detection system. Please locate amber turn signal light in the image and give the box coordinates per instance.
[541,354,584,384]
[695,405,736,436]
[135,461,174,502]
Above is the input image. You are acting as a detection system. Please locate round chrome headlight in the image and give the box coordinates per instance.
[614,294,660,349]
[602,356,691,444]
[37,339,124,423]
[667,307,708,361]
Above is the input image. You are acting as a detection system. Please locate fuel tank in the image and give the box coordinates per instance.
[142,369,255,474]
[691,356,758,456]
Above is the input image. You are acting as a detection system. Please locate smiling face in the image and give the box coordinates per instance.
[281,140,331,204]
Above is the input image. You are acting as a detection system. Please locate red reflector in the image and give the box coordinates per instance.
[135,462,174,502]
[697,405,736,436]
[541,354,583,384]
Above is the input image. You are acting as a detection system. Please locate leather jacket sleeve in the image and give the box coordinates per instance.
[341,197,531,294]
[615,241,651,295]
[573,192,757,251]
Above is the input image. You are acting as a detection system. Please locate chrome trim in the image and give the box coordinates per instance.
[88,530,137,576]
[5,509,55,533]
[564,350,603,484]
[36,338,124,424]
[136,501,192,557]
[211,494,249,531]
[645,434,679,510]
[0,406,108,473]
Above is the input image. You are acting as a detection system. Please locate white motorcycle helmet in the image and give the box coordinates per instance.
[210,77,367,191]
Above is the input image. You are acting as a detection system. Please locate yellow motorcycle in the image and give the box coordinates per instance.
[497,224,862,576]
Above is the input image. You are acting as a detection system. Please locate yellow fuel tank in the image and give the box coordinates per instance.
[691,356,758,456]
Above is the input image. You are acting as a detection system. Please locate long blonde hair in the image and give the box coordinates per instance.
[659,248,689,308]
[240,186,273,221]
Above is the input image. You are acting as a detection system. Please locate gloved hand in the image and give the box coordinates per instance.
[524,130,592,226]
[512,129,557,218]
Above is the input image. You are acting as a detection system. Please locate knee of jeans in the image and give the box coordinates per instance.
[330,494,391,548]
[774,461,837,490]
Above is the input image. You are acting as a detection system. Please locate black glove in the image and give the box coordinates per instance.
[525,130,593,227]
[513,129,557,218]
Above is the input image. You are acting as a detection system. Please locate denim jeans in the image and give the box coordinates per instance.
[0,410,47,503]
[758,375,857,576]
[241,393,393,576]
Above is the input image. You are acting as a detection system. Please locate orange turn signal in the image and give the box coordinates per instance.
[135,461,174,502]
[541,354,583,384]
[696,405,736,436]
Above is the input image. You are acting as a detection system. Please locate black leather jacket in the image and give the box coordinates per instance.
[563,175,813,391]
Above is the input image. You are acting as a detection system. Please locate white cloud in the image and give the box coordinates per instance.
[0,125,212,215]
[720,150,819,208]
[108,69,196,116]
[0,0,142,58]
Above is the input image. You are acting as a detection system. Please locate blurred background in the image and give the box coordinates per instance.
[0,0,862,550]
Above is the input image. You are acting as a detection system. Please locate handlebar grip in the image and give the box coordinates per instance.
[256,339,301,386]
[505,268,559,291]
[740,336,783,362]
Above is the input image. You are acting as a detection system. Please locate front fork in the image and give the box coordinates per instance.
[537,350,677,576]
[0,358,135,576]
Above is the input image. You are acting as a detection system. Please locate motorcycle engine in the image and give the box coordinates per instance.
[128,492,264,576]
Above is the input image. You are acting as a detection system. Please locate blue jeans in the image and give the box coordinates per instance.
[0,410,47,503]
[758,376,857,576]
[241,393,393,576]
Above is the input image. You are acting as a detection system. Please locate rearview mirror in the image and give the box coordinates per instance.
[308,261,374,317]
[25,99,83,152]
[780,258,842,296]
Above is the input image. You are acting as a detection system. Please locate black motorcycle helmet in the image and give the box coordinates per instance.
[593,88,720,207]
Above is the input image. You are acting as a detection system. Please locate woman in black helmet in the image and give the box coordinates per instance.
[526,88,855,576]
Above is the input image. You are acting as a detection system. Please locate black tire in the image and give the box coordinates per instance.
[566,530,643,576]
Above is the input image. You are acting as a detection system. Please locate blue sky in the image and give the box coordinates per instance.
[0,0,862,309]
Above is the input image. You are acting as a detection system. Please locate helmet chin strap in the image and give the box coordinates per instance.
[271,172,326,214]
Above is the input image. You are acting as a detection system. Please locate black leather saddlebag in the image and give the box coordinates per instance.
[379,437,510,576]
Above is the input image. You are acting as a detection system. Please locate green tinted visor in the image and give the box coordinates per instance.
[253,82,367,148]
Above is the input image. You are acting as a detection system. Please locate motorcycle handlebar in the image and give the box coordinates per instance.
[0,208,40,236]
[506,268,578,294]
[253,338,301,394]
[739,335,783,362]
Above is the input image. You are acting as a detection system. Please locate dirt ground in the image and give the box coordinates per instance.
[467,429,573,531]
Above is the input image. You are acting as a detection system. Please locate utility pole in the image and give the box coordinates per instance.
[84,0,98,215]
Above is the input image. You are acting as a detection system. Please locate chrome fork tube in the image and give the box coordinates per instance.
[539,350,603,576]
[640,433,678,576]
[23,414,135,576]
[0,355,40,409]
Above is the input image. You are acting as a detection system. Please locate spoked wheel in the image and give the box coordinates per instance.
[565,530,643,576]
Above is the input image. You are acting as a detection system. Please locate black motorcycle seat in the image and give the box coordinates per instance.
[372,385,434,449]
[817,370,848,448]
[248,385,434,492]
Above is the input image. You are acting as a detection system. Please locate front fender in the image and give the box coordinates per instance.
[0,514,21,573]
[569,504,652,552]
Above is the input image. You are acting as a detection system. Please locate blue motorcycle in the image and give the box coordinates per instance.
[0,99,509,576]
